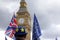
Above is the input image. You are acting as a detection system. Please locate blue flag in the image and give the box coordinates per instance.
[32,14,41,40]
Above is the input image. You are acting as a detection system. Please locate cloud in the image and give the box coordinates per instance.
[0,0,18,2]
[0,0,19,30]
[0,8,12,30]
[0,31,5,40]
[41,24,60,39]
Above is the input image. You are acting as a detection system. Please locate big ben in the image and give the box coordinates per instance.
[16,0,31,40]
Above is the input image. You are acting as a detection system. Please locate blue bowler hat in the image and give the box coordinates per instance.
[15,26,27,36]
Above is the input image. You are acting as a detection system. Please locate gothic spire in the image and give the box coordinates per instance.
[17,0,27,13]
[20,0,27,8]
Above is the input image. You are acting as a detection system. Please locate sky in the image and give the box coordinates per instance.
[0,0,60,40]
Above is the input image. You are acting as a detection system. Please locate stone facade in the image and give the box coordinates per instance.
[16,0,31,40]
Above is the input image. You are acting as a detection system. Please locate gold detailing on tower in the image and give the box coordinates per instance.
[16,0,31,40]
[20,0,27,8]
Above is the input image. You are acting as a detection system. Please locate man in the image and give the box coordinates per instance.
[15,26,27,40]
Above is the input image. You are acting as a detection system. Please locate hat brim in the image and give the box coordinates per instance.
[15,32,27,36]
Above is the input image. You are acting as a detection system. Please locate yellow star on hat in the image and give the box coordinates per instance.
[16,28,18,32]
[21,28,24,32]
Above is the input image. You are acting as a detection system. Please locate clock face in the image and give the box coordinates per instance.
[19,18,24,24]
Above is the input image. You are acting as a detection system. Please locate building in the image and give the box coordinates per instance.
[16,0,31,40]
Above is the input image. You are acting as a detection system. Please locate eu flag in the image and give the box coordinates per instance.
[32,14,41,40]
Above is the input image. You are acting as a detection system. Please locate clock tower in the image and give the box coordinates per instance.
[16,0,31,40]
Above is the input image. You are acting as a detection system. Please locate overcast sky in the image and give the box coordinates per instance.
[0,0,60,40]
